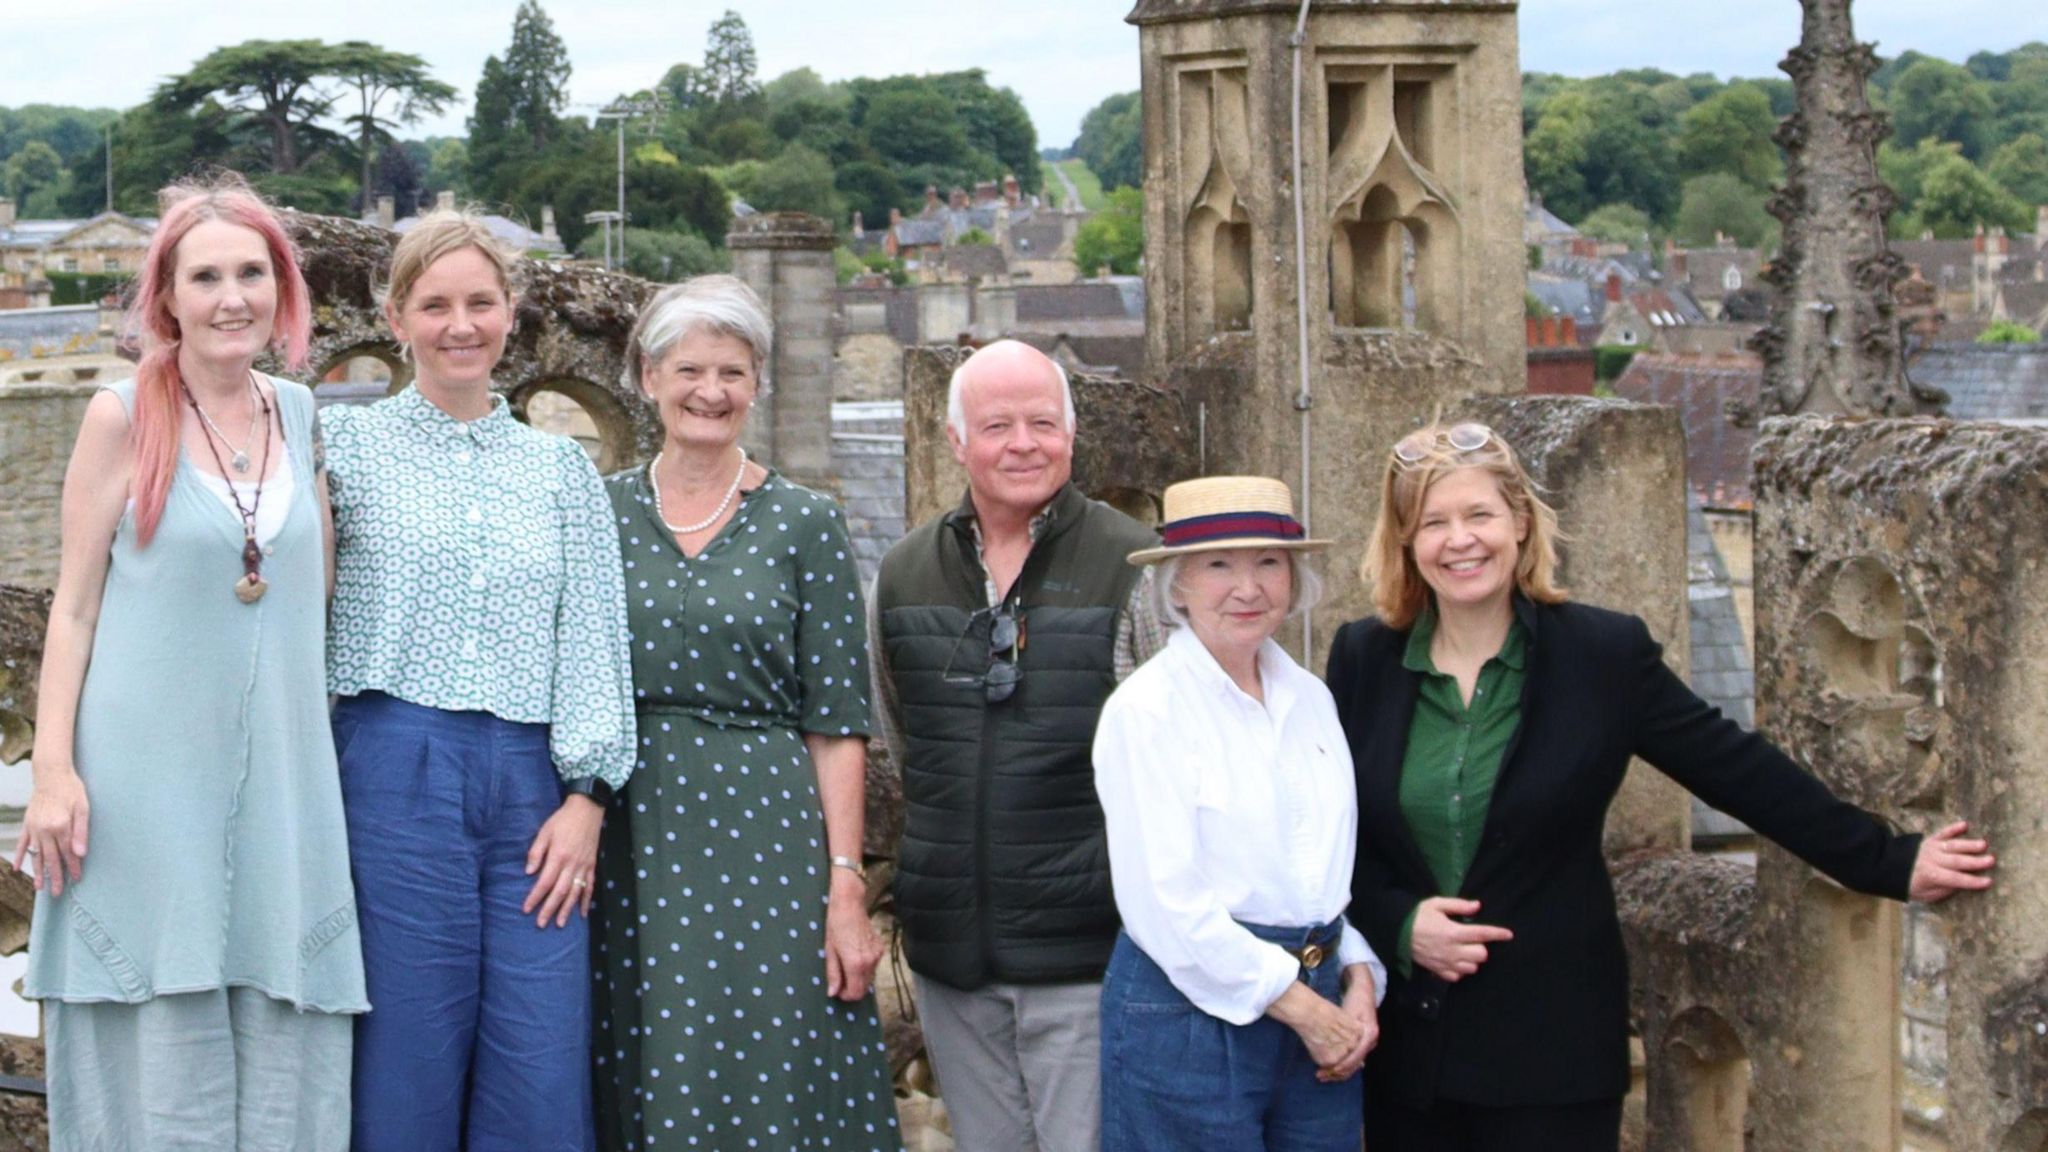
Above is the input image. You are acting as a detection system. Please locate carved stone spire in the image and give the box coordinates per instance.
[1753,0,1946,416]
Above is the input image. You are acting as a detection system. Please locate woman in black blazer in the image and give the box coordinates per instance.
[1324,422,1995,1151]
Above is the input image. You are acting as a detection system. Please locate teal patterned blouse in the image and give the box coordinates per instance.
[325,386,636,787]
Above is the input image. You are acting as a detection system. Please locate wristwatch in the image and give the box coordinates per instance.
[564,776,616,806]
[830,854,868,881]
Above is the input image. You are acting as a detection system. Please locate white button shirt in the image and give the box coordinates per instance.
[1094,625,1386,1025]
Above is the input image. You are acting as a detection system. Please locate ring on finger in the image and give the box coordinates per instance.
[572,876,589,889]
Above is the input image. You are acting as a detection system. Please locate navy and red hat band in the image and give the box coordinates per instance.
[1158,511,1308,549]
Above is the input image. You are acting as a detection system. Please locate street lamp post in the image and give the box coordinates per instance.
[593,96,665,272]
[583,210,623,271]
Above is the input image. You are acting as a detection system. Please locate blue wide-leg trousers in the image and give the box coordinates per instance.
[335,692,594,1152]
[1100,922,1364,1152]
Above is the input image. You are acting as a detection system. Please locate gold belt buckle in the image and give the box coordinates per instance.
[1298,942,1326,970]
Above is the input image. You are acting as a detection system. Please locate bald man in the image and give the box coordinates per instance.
[869,341,1162,1151]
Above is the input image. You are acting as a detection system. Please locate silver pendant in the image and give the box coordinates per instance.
[231,451,250,474]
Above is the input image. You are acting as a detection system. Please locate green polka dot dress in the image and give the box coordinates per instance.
[593,469,902,1151]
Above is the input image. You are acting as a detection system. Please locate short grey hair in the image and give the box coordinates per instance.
[945,347,1077,440]
[1148,550,1326,631]
[623,274,773,393]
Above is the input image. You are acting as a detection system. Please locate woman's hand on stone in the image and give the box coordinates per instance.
[823,867,882,1002]
[1909,821,1994,903]
[1410,896,1514,983]
[14,762,89,896]
[522,793,605,927]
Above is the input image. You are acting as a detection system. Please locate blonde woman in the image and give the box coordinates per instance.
[1328,422,1996,1150]
[324,212,633,1151]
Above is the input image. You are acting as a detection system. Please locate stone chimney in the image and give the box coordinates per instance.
[1605,272,1624,303]
[949,187,969,211]
[1002,173,1020,208]
[1560,316,1579,344]
[541,205,558,243]
[889,207,903,227]
[852,210,864,235]
[994,202,1012,251]
[923,186,940,216]
[2037,203,2048,252]
[0,198,14,229]
[436,190,456,213]
[375,195,396,229]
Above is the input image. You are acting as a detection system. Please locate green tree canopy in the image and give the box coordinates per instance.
[1978,319,2041,344]
[1576,202,1655,246]
[1889,58,1995,159]
[1073,91,1141,191]
[1674,172,1775,248]
[1988,133,2048,206]
[4,141,66,209]
[503,1,572,149]
[1073,185,1143,276]
[1915,151,2031,236]
[156,40,345,174]
[575,228,727,281]
[330,42,456,207]
[736,143,841,221]
[1677,83,1782,188]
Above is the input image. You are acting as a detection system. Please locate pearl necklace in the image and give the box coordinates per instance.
[650,446,749,536]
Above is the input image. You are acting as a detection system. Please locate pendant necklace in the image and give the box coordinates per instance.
[649,446,748,538]
[183,377,274,604]
[189,371,264,473]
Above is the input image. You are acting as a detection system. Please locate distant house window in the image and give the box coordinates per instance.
[102,257,121,272]
[1620,329,1639,345]
[59,257,79,273]
[1723,266,1742,292]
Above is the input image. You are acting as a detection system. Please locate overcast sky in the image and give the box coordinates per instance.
[4,2,2045,151]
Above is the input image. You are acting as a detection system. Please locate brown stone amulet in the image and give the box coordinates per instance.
[235,574,268,604]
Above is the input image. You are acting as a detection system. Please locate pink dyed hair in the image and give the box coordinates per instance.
[127,176,312,545]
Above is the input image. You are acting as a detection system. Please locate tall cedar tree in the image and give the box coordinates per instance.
[504,1,572,150]
[332,42,456,208]
[156,40,342,175]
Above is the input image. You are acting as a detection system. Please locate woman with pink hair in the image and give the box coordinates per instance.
[15,175,367,1150]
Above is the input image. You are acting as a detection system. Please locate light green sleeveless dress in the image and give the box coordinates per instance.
[25,377,366,1150]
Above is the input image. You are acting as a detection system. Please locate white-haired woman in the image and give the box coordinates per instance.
[590,275,901,1150]
[1092,476,1386,1151]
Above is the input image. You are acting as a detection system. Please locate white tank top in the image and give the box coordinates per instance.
[190,441,295,546]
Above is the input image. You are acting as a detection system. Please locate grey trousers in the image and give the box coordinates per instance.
[46,986,352,1152]
[914,976,1102,1152]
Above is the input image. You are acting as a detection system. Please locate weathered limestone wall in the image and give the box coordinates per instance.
[1622,418,2048,1151]
[730,212,839,488]
[0,383,96,590]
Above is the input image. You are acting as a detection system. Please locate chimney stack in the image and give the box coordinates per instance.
[375,195,396,229]
[1003,173,1020,208]
[889,207,903,227]
[541,205,558,242]
[923,186,940,215]
[1605,272,1623,303]
[2036,203,2047,252]
[436,190,456,213]
[852,210,864,235]
[0,198,14,229]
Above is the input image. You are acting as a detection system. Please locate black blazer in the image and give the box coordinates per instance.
[1326,596,1919,1109]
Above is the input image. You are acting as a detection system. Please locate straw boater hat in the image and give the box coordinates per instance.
[1127,476,1333,565]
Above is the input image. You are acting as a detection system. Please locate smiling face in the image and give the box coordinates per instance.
[947,352,1074,519]
[641,326,759,451]
[167,219,277,370]
[1410,466,1528,618]
[1173,547,1294,666]
[386,245,511,394]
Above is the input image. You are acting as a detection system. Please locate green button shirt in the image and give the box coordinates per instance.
[1394,610,1526,975]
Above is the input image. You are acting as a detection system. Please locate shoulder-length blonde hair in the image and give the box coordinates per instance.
[1361,424,1568,630]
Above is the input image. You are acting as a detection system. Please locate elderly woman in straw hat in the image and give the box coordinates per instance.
[1091,476,1387,1150]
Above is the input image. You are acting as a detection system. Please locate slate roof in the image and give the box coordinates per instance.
[828,400,907,584]
[1524,197,1578,241]
[1525,276,1603,340]
[1625,285,1708,327]
[1016,282,1139,322]
[0,212,156,252]
[1676,247,1764,302]
[935,244,1009,280]
[892,218,947,248]
[1611,351,1762,508]
[390,212,562,255]
[1906,343,2048,420]
[1687,491,1756,843]
[1999,281,2048,329]
[1011,216,1067,256]
[1890,238,1975,294]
